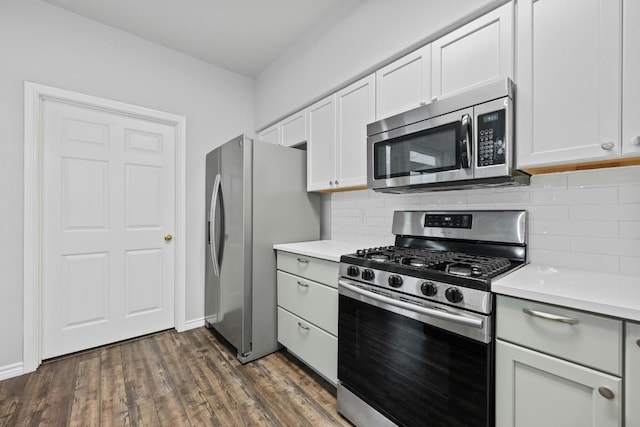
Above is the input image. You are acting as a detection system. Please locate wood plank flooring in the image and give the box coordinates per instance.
[0,327,352,426]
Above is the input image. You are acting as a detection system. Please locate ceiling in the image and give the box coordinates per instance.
[41,0,357,78]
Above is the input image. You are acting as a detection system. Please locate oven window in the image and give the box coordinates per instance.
[373,122,460,179]
[338,294,493,427]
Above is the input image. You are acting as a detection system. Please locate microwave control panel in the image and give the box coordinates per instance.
[477,109,506,167]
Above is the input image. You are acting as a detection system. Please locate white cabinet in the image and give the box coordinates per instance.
[622,0,640,157]
[280,110,307,147]
[497,341,622,427]
[375,45,431,120]
[516,0,622,168]
[335,74,375,189]
[275,251,339,385]
[307,74,374,192]
[375,3,513,121]
[626,322,640,427]
[307,95,336,191]
[257,110,308,147]
[496,295,623,427]
[258,124,280,145]
[431,2,513,101]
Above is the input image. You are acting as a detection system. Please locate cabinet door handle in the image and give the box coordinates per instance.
[296,281,309,288]
[296,258,309,264]
[522,308,579,325]
[600,141,615,150]
[297,322,310,331]
[598,386,615,400]
[631,136,640,146]
[636,339,640,348]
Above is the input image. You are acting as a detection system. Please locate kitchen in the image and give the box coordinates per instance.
[1,0,639,426]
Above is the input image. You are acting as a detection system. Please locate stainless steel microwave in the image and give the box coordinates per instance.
[367,78,529,193]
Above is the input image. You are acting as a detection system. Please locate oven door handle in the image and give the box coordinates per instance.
[338,280,484,329]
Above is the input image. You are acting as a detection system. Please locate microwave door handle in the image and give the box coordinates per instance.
[460,114,472,168]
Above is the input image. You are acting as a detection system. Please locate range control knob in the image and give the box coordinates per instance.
[445,287,464,303]
[421,281,438,296]
[388,275,403,288]
[347,266,360,277]
[362,269,375,281]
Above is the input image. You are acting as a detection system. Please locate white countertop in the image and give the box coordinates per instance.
[493,264,640,322]
[273,240,368,262]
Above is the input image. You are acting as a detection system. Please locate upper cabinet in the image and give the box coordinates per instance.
[307,75,375,192]
[623,0,640,157]
[375,45,431,120]
[375,2,513,121]
[516,0,623,169]
[258,110,308,147]
[257,124,280,145]
[431,2,513,101]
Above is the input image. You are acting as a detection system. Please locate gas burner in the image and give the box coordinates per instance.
[370,254,390,262]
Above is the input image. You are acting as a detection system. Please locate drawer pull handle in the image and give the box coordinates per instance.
[297,322,310,331]
[598,386,615,400]
[296,281,309,288]
[522,308,579,325]
[296,258,309,264]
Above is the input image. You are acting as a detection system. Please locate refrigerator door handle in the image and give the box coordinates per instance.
[209,173,222,277]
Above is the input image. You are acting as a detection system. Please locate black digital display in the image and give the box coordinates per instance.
[425,214,472,229]
[483,112,500,123]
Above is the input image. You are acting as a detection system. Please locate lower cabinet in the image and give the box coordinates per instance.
[496,295,623,427]
[627,322,640,427]
[275,251,339,385]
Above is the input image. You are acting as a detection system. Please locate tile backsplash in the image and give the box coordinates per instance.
[329,166,640,276]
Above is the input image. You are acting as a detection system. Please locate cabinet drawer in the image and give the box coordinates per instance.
[277,307,337,385]
[497,295,623,375]
[276,251,338,287]
[277,271,338,335]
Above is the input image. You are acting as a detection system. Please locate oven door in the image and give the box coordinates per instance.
[367,107,474,192]
[337,279,493,427]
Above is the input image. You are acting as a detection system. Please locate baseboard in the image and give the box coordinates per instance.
[184,317,205,331]
[0,362,24,381]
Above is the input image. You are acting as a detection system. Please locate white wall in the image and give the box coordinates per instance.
[255,0,503,129]
[0,0,254,369]
[331,167,640,276]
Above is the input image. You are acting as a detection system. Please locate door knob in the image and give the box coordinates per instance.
[164,234,173,241]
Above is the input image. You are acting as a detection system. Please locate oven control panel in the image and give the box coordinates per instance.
[425,214,472,229]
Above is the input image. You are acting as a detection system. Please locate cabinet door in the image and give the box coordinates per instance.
[627,322,640,427]
[307,95,336,191]
[375,45,430,120]
[335,74,375,189]
[258,124,280,145]
[516,0,622,168]
[496,340,622,427]
[432,2,513,101]
[623,0,640,156]
[281,109,308,147]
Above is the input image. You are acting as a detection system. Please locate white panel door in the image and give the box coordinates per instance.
[258,124,280,145]
[627,322,640,427]
[496,340,622,427]
[336,74,375,189]
[307,95,336,191]
[375,44,431,120]
[622,0,640,156]
[42,99,175,359]
[516,0,622,168]
[432,2,513,100]
[280,109,308,147]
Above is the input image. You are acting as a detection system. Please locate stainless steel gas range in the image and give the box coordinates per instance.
[336,210,527,427]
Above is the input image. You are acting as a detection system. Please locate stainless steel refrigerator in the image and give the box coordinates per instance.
[205,134,320,363]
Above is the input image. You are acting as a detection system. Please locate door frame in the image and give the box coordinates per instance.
[23,82,187,372]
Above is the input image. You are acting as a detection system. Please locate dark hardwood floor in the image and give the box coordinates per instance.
[0,327,352,426]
